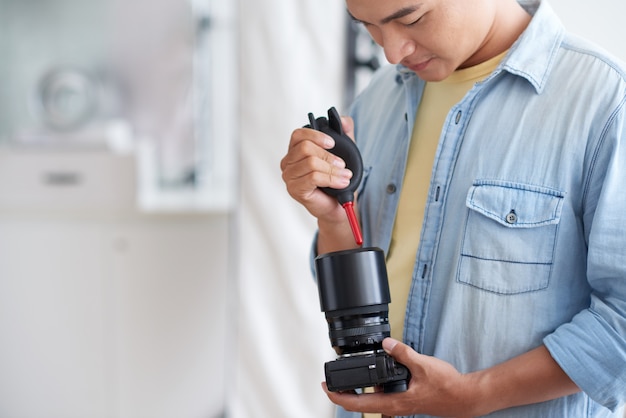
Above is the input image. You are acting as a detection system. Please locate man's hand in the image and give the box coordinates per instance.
[280,115,361,253]
[322,338,580,417]
[280,125,351,220]
[323,338,478,417]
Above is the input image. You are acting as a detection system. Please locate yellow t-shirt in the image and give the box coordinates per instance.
[363,52,506,418]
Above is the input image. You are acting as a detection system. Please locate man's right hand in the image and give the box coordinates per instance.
[280,115,361,253]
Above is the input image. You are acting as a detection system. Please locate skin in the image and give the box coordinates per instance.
[280,0,581,415]
[345,0,532,81]
[281,116,360,254]
[323,338,579,417]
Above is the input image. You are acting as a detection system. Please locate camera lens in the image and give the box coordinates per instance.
[314,247,391,355]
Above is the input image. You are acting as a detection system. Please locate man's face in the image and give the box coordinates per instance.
[346,0,498,81]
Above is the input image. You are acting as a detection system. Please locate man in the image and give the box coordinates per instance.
[280,0,626,416]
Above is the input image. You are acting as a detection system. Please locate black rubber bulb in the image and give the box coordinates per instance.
[306,107,364,245]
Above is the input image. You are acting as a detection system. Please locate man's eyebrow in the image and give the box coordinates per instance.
[347,5,422,26]
[380,6,421,25]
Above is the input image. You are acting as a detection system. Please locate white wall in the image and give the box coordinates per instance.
[0,207,229,417]
[550,0,626,62]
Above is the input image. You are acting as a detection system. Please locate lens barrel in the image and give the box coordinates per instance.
[314,247,411,392]
[315,247,391,354]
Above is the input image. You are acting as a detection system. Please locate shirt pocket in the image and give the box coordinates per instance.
[457,180,564,295]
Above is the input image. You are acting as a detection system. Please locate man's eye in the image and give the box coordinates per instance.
[405,16,423,27]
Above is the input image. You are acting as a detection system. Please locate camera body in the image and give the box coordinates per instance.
[315,247,411,393]
[325,349,410,393]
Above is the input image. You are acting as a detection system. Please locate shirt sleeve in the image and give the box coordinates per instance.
[543,108,626,411]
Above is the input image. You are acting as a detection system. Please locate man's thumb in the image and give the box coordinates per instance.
[340,115,355,140]
[383,337,402,356]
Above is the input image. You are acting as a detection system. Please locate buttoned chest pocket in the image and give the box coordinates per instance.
[457,181,564,295]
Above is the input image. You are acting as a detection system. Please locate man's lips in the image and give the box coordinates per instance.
[406,57,434,72]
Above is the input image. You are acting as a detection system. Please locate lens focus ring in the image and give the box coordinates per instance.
[330,323,390,339]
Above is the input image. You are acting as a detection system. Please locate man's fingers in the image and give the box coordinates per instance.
[282,155,351,188]
[281,136,353,193]
[281,136,345,172]
[288,127,335,151]
[322,382,384,414]
[383,338,415,365]
[340,116,355,140]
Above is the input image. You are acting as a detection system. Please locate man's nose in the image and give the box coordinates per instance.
[382,30,415,64]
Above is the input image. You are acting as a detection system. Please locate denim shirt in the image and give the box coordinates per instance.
[322,1,626,417]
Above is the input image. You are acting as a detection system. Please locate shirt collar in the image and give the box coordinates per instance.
[500,0,565,93]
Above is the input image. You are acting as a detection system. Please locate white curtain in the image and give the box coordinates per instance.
[232,0,347,417]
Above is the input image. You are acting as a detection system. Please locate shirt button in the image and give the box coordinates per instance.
[386,184,397,194]
[506,210,517,224]
[455,110,462,124]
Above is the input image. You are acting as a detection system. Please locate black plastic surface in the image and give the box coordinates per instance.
[305,107,363,205]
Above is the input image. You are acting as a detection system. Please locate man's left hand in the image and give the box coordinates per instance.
[322,338,479,417]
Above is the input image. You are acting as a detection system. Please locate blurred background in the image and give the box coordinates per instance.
[0,1,624,417]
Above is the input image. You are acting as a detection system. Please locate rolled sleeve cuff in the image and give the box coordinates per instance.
[544,309,626,411]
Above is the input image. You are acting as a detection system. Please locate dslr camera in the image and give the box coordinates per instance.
[315,247,411,393]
